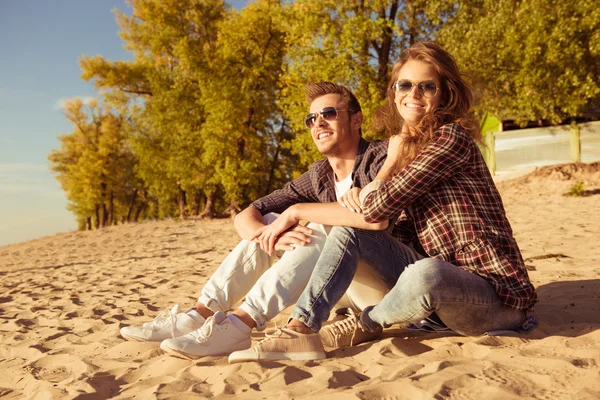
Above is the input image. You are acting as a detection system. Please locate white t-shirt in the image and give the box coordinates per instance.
[334,172,354,200]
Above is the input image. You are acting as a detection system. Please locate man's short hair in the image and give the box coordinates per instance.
[304,81,362,115]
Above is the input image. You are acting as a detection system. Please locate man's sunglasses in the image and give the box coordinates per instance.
[304,107,349,129]
[392,80,438,98]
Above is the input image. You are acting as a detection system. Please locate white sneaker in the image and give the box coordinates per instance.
[120,304,204,342]
[160,311,251,359]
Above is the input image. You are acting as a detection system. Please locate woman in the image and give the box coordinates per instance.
[229,42,537,363]
[352,41,538,335]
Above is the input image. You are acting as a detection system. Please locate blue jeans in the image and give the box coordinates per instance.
[291,226,525,336]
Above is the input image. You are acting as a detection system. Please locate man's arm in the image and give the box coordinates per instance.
[252,202,389,256]
[233,205,269,241]
[234,205,315,252]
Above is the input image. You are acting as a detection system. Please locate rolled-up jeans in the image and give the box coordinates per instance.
[291,226,525,336]
[198,213,329,330]
[197,214,385,330]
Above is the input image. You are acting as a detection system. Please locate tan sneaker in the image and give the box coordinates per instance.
[228,328,326,363]
[319,308,382,348]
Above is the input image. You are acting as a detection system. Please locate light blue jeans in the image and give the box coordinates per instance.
[291,226,525,336]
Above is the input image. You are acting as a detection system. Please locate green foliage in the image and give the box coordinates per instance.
[280,0,457,168]
[439,0,600,125]
[48,98,146,227]
[51,0,600,227]
[566,179,585,197]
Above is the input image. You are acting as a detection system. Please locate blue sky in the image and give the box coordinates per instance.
[0,0,247,247]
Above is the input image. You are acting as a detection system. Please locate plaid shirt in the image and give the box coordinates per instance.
[362,123,537,311]
[252,138,388,214]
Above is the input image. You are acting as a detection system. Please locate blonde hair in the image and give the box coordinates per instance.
[371,42,480,171]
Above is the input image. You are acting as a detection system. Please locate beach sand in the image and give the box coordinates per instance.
[1,162,599,399]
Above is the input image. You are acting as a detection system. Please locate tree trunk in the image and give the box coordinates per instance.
[108,190,115,225]
[177,183,188,219]
[193,191,204,216]
[265,145,281,197]
[94,204,101,229]
[375,2,399,99]
[99,181,108,228]
[223,199,241,219]
[406,0,417,47]
[199,189,217,218]
[126,189,138,222]
[133,202,145,222]
[101,202,108,228]
[86,217,92,231]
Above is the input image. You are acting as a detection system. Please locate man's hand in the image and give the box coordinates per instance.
[250,209,304,256]
[338,187,362,213]
[274,225,313,252]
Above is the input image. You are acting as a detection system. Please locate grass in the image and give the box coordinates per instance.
[566,179,585,197]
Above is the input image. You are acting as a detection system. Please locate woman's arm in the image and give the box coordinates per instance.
[252,202,389,256]
[362,124,473,223]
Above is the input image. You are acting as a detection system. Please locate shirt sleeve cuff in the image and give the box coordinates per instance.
[360,179,385,207]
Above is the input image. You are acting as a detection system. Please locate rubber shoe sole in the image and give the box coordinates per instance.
[229,349,326,363]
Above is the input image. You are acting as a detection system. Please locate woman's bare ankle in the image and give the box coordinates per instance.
[286,319,315,334]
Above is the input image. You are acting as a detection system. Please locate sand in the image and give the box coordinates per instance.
[1,162,599,399]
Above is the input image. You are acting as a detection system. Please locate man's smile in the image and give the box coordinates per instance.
[317,131,333,140]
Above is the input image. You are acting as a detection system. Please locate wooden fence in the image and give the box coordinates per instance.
[483,121,600,175]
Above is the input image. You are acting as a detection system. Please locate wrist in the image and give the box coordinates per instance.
[375,164,394,181]
[286,204,300,221]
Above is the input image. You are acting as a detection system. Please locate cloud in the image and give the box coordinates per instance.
[54,96,97,110]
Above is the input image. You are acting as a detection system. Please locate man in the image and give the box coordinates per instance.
[119,81,391,359]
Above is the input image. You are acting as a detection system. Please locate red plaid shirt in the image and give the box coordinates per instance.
[362,123,537,310]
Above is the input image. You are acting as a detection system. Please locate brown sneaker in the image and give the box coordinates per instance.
[319,309,382,348]
[228,328,326,363]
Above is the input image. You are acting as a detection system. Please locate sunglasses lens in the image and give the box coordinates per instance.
[305,108,340,128]
[304,113,317,128]
[421,82,437,97]
[394,81,437,98]
[321,107,338,121]
[394,81,413,94]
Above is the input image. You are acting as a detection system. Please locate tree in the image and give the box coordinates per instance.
[81,0,228,219]
[80,0,294,218]
[439,0,600,125]
[197,0,293,212]
[48,98,144,229]
[279,0,457,168]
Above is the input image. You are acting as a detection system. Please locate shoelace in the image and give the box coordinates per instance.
[191,315,217,343]
[142,304,178,338]
[252,328,284,351]
[324,309,366,343]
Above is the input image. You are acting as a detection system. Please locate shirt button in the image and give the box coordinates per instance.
[429,249,439,256]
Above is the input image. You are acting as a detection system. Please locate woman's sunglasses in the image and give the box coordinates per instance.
[304,107,348,129]
[392,80,438,98]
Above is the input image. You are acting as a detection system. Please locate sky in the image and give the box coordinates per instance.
[0,0,247,247]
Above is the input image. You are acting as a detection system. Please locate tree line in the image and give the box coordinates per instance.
[48,0,599,230]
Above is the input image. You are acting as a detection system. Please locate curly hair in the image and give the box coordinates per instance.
[370,42,480,171]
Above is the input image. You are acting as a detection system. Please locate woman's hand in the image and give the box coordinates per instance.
[338,187,363,213]
[386,134,405,162]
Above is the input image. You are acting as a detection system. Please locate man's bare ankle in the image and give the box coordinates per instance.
[192,303,214,319]
[230,309,257,329]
